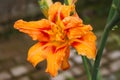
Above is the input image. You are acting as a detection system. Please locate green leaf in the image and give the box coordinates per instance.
[92,0,120,80]
[64,0,77,5]
[64,0,69,5]
[38,0,53,18]
[107,0,120,23]
[82,56,91,80]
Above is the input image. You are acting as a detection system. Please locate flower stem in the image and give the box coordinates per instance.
[86,58,93,73]
[92,12,120,80]
[82,56,91,80]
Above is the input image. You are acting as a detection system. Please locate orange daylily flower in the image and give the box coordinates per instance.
[14,2,96,77]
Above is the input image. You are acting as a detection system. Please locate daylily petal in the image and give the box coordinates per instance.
[45,43,69,77]
[72,32,96,59]
[60,5,74,20]
[67,24,93,39]
[14,19,51,41]
[48,2,61,22]
[61,47,70,70]
[14,19,51,30]
[48,2,75,22]
[46,52,59,77]
[63,16,83,29]
[27,42,47,67]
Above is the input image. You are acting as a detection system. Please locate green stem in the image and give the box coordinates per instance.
[86,58,93,73]
[82,56,91,80]
[92,12,120,80]
[97,71,102,80]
